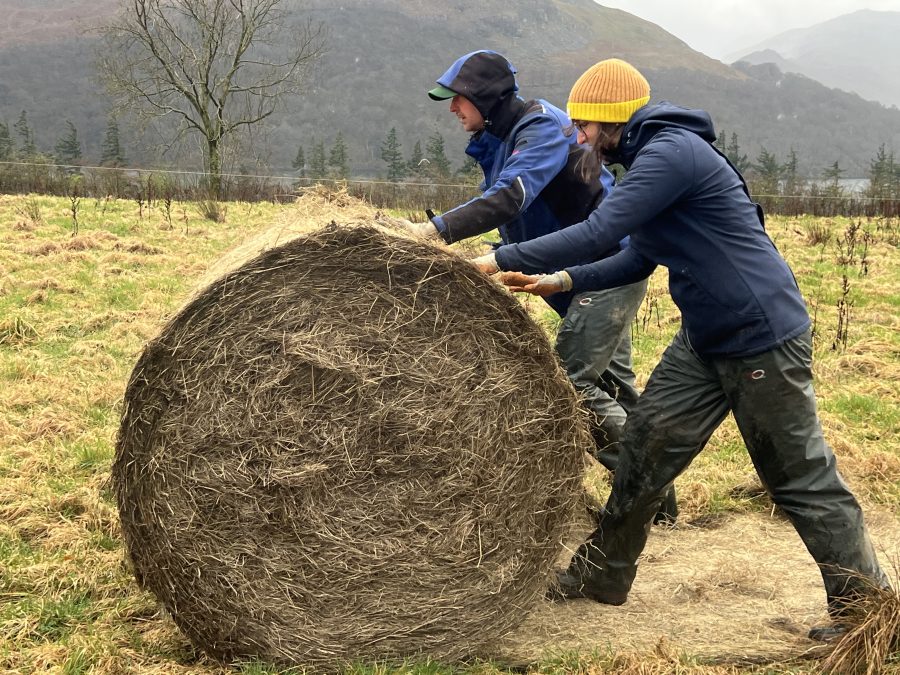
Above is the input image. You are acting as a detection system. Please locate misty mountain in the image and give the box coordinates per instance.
[1,0,898,178]
[727,9,900,109]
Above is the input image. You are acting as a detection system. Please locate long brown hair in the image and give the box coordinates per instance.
[575,122,624,181]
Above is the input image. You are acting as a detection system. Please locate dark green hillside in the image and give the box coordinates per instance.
[0,0,898,177]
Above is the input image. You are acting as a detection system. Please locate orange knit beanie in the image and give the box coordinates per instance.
[567,58,650,123]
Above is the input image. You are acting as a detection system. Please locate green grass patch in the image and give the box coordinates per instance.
[824,392,900,435]
[70,437,115,472]
[1,198,897,674]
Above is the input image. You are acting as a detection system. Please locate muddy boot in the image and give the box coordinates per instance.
[652,485,679,525]
[546,567,628,605]
[546,537,631,605]
[808,624,849,642]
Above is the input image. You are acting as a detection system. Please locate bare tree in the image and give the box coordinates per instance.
[97,0,326,198]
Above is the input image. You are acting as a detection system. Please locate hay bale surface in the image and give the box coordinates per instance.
[113,224,588,669]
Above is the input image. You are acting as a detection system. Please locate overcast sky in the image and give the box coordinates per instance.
[594,0,900,60]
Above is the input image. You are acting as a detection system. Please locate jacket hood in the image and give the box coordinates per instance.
[613,102,717,168]
[434,50,520,123]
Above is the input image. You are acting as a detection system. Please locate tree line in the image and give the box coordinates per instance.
[717,130,900,205]
[289,128,478,185]
[0,111,126,169]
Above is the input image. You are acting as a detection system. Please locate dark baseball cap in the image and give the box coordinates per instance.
[427,50,518,116]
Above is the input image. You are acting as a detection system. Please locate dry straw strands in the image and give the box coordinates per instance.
[113,223,590,670]
[821,564,900,675]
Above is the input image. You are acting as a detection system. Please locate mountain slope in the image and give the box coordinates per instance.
[727,9,900,108]
[0,0,898,177]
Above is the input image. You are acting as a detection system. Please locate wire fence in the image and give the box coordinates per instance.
[1,159,898,218]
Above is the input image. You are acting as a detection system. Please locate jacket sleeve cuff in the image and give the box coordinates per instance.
[555,270,574,292]
[431,215,451,244]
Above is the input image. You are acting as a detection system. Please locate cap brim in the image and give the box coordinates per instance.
[428,85,457,100]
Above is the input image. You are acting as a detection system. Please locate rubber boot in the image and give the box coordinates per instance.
[653,485,679,525]
[546,534,633,605]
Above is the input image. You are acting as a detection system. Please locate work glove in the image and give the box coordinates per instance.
[470,252,499,275]
[498,270,573,297]
[405,220,442,241]
[376,215,441,241]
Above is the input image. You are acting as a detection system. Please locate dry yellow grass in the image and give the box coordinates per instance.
[0,193,897,674]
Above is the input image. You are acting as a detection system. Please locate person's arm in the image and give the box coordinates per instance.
[499,245,656,296]
[432,114,570,243]
[494,131,693,274]
[566,245,657,290]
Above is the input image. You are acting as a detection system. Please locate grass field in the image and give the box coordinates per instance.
[0,192,897,674]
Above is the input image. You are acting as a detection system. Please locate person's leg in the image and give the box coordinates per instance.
[720,331,889,619]
[555,279,647,444]
[553,331,731,602]
[555,279,677,522]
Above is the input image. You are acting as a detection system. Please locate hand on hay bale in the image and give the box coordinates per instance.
[470,252,499,274]
[113,223,591,671]
[499,271,573,297]
[375,213,442,241]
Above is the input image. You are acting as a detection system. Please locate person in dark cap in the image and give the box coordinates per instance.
[409,50,677,523]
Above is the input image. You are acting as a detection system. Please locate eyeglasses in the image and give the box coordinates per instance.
[572,120,594,132]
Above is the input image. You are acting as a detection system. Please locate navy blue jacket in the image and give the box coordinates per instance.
[494,103,810,357]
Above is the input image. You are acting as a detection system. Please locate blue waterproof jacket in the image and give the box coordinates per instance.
[495,103,810,357]
[432,98,614,247]
[429,50,615,315]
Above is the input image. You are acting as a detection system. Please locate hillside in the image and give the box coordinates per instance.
[1,0,899,177]
[728,9,900,109]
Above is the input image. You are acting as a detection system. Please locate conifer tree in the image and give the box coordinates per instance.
[54,120,83,166]
[100,116,127,167]
[328,132,349,179]
[380,128,406,182]
[407,140,425,176]
[822,160,844,187]
[866,144,897,200]
[0,122,12,161]
[822,160,845,199]
[309,140,327,180]
[13,111,37,158]
[425,131,451,179]
[725,131,750,175]
[714,129,728,153]
[782,147,804,196]
[752,147,782,195]
[456,155,481,185]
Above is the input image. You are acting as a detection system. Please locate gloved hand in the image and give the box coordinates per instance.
[470,253,499,275]
[377,215,441,241]
[498,270,573,297]
[404,220,441,240]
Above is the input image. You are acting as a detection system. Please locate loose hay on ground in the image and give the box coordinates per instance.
[113,222,590,670]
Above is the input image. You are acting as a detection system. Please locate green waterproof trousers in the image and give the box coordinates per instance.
[568,329,888,614]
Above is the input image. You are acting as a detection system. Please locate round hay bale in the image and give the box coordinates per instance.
[113,223,589,670]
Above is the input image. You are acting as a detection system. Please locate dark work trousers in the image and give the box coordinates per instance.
[570,328,888,614]
[555,279,647,441]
